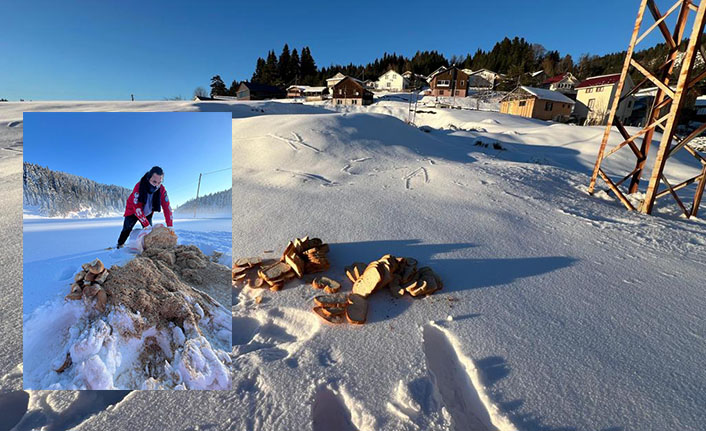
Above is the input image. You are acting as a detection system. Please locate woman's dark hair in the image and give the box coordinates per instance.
[146,166,163,178]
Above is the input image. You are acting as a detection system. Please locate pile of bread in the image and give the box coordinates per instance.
[348,254,443,298]
[232,236,331,291]
[234,239,443,326]
[65,258,109,312]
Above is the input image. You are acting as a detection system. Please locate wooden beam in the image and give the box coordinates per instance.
[599,169,636,211]
[589,0,649,195]
[647,0,679,49]
[661,174,690,216]
[637,0,683,46]
[655,173,702,198]
[644,1,706,214]
[631,58,677,98]
[691,164,706,216]
[605,113,669,158]
[668,121,706,158]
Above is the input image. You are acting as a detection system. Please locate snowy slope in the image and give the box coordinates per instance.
[1,100,705,430]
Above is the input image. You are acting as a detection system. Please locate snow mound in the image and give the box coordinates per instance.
[23,244,231,390]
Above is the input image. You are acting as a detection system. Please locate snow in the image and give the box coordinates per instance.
[1,99,705,430]
[22,213,232,390]
[517,86,575,104]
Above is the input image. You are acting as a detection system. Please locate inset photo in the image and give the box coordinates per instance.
[22,112,232,390]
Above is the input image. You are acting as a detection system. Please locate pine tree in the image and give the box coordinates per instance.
[289,48,301,84]
[262,50,279,86]
[252,57,266,83]
[228,80,240,96]
[279,44,292,85]
[210,75,227,97]
[300,47,317,85]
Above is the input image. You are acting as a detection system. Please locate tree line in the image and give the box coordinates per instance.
[174,189,232,216]
[23,162,130,217]
[204,36,706,96]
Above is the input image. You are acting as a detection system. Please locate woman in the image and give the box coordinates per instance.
[117,166,173,248]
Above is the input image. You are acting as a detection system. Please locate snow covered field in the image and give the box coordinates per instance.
[1,99,705,430]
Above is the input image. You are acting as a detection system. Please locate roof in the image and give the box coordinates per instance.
[529,70,545,77]
[240,82,283,93]
[287,85,309,91]
[303,86,327,93]
[575,74,621,89]
[543,74,567,85]
[502,86,575,104]
[326,72,346,82]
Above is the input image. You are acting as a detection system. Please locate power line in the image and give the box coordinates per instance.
[201,167,230,176]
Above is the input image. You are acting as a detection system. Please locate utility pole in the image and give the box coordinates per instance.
[193,173,202,219]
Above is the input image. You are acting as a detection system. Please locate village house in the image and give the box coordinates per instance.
[375,70,410,92]
[426,66,449,82]
[326,72,347,95]
[499,86,575,121]
[286,85,308,99]
[574,74,635,125]
[236,82,285,100]
[303,86,328,101]
[539,72,579,97]
[331,76,373,105]
[428,66,469,97]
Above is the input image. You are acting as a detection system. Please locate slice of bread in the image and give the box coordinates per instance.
[313,306,345,324]
[313,293,349,308]
[346,294,368,324]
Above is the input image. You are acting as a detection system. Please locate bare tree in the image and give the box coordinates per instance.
[193,86,208,99]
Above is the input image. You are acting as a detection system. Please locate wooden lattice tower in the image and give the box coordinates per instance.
[588,0,706,218]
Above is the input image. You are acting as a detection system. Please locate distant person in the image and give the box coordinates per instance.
[117,166,173,248]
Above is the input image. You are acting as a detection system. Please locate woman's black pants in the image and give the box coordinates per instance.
[117,213,153,246]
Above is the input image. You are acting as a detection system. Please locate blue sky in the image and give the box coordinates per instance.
[23,112,232,206]
[1,1,672,101]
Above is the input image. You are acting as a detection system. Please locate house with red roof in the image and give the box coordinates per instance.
[539,72,579,96]
[574,73,635,125]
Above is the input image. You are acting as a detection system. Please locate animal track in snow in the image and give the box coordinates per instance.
[341,157,372,175]
[312,385,358,431]
[404,167,430,190]
[422,322,514,431]
[275,169,338,187]
[268,132,321,153]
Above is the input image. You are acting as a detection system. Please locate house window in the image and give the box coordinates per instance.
[519,100,526,106]
[352,99,358,105]
[339,89,343,95]
[459,80,465,86]
[586,88,593,93]
[438,80,450,87]
[337,99,342,105]
[545,102,553,111]
[588,98,596,109]
[596,87,604,92]
[627,100,633,108]
[387,82,391,88]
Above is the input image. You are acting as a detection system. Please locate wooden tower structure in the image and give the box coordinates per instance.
[588,0,706,218]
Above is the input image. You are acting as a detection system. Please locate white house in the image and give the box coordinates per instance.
[575,74,635,125]
[326,72,347,95]
[375,70,410,92]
